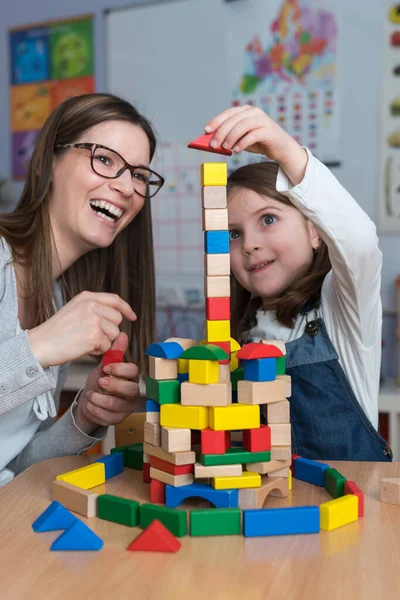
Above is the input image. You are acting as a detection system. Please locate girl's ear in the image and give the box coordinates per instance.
[307,221,321,251]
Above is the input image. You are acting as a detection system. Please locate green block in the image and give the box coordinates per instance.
[324,468,347,498]
[126,444,144,470]
[146,377,180,404]
[140,504,187,537]
[111,442,142,466]
[199,447,271,466]
[190,508,241,536]
[97,494,139,527]
[230,367,244,391]
[276,356,286,375]
[181,344,228,361]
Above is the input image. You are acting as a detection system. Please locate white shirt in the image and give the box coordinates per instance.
[250,150,382,430]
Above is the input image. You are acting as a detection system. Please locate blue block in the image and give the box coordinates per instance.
[204,231,230,254]
[145,341,183,359]
[95,452,124,480]
[178,373,189,383]
[146,399,160,412]
[293,457,330,487]
[166,483,238,509]
[243,358,276,382]
[51,519,104,551]
[32,500,76,532]
[243,506,320,537]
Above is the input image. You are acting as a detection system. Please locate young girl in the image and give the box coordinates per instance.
[205,105,391,461]
[0,93,164,484]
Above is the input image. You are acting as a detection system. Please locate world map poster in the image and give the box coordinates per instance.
[226,0,339,167]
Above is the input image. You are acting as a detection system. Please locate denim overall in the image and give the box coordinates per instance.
[283,307,392,461]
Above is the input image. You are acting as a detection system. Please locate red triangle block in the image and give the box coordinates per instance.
[127,519,181,553]
[188,132,232,156]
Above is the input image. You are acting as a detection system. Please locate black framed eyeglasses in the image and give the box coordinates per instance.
[55,142,165,199]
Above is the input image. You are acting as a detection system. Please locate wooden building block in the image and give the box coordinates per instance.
[243,358,276,382]
[127,519,181,553]
[238,378,286,405]
[56,463,105,490]
[150,479,166,503]
[206,297,231,321]
[202,208,228,231]
[160,404,209,430]
[201,162,227,186]
[219,363,231,383]
[143,462,151,483]
[243,424,271,453]
[194,463,242,478]
[206,319,231,343]
[320,495,358,531]
[271,446,292,460]
[204,275,231,298]
[204,230,230,254]
[325,468,347,498]
[164,337,198,350]
[188,359,219,384]
[150,456,194,476]
[199,447,270,467]
[97,494,140,527]
[115,412,146,447]
[277,374,291,397]
[161,427,191,453]
[145,377,180,405]
[260,339,286,355]
[243,506,320,537]
[140,504,188,537]
[267,400,290,424]
[293,457,330,487]
[150,467,194,488]
[95,452,124,480]
[181,381,232,407]
[289,469,292,491]
[52,480,101,518]
[148,356,178,380]
[209,403,260,431]
[238,476,289,509]
[144,421,161,446]
[344,480,364,517]
[380,478,400,505]
[204,253,230,277]
[190,508,241,536]
[212,471,261,490]
[268,467,290,478]
[143,442,195,466]
[146,411,160,424]
[246,459,291,475]
[270,424,291,446]
[201,428,227,454]
[201,185,227,208]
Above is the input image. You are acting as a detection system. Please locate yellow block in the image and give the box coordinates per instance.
[206,320,231,343]
[201,163,227,186]
[212,471,261,490]
[56,463,105,490]
[230,354,239,372]
[160,404,209,430]
[188,359,219,384]
[209,404,260,431]
[288,469,293,491]
[178,358,188,374]
[320,495,359,531]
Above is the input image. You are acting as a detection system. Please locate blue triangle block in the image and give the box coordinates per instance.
[50,519,104,551]
[32,501,76,532]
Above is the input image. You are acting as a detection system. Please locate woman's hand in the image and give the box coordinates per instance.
[28,291,136,369]
[73,332,139,433]
[204,105,308,185]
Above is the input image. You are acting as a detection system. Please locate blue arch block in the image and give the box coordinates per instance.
[165,483,238,509]
[145,342,183,359]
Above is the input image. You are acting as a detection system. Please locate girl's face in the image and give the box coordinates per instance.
[49,120,151,267]
[228,186,320,304]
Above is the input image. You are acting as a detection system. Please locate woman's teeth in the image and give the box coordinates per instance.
[89,200,124,222]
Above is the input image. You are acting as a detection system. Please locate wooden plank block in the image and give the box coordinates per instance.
[181,381,232,407]
[243,506,320,537]
[238,379,286,405]
[212,471,261,490]
[52,480,102,518]
[320,495,358,531]
[144,421,161,446]
[190,508,241,536]
[209,404,260,431]
[194,463,242,478]
[150,467,194,488]
[270,424,291,446]
[143,442,195,466]
[267,400,290,424]
[246,459,291,475]
[160,404,209,429]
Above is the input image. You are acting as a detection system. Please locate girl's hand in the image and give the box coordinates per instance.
[204,105,308,185]
[74,332,139,433]
[28,291,136,369]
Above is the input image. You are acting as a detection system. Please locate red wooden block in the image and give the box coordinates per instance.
[143,462,151,484]
[237,343,283,360]
[188,132,232,156]
[225,430,231,449]
[208,340,231,365]
[206,297,231,321]
[291,454,301,475]
[150,456,194,476]
[344,480,364,518]
[201,428,227,454]
[127,519,181,553]
[150,478,166,504]
[101,349,124,368]
[243,424,271,453]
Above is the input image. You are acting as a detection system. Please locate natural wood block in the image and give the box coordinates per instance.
[201,186,227,208]
[143,442,195,466]
[219,363,231,383]
[237,378,286,405]
[149,356,178,380]
[115,412,146,446]
[52,480,102,518]
[270,424,291,446]
[246,459,291,475]
[238,476,289,509]
[204,275,231,298]
[150,456,194,476]
[271,446,292,460]
[194,463,242,478]
[150,467,194,488]
[181,381,232,407]
[146,411,160,424]
[206,319,231,343]
[202,208,228,231]
[144,421,161,446]
[161,427,191,453]
[268,467,290,478]
[277,374,291,397]
[267,400,290,424]
[201,162,227,186]
[164,337,198,350]
[189,359,219,384]
[143,453,150,463]
[380,478,400,505]
[204,253,230,276]
[260,339,286,355]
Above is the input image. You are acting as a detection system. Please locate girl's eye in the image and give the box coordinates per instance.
[262,214,277,226]
[229,230,240,242]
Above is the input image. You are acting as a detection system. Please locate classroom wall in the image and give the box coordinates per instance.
[0,0,398,378]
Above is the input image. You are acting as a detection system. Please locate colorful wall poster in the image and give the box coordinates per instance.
[9,15,95,180]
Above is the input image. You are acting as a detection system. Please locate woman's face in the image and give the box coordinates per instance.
[49,120,151,266]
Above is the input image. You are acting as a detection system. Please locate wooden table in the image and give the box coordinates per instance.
[0,457,400,600]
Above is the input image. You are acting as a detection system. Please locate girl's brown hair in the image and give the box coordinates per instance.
[0,93,156,374]
[228,161,331,342]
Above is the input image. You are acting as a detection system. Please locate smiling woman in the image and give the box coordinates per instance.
[0,93,162,483]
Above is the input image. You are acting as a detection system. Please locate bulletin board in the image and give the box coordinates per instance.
[9,14,95,180]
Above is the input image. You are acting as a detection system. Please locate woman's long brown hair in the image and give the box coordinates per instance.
[0,93,156,375]
[228,161,331,343]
